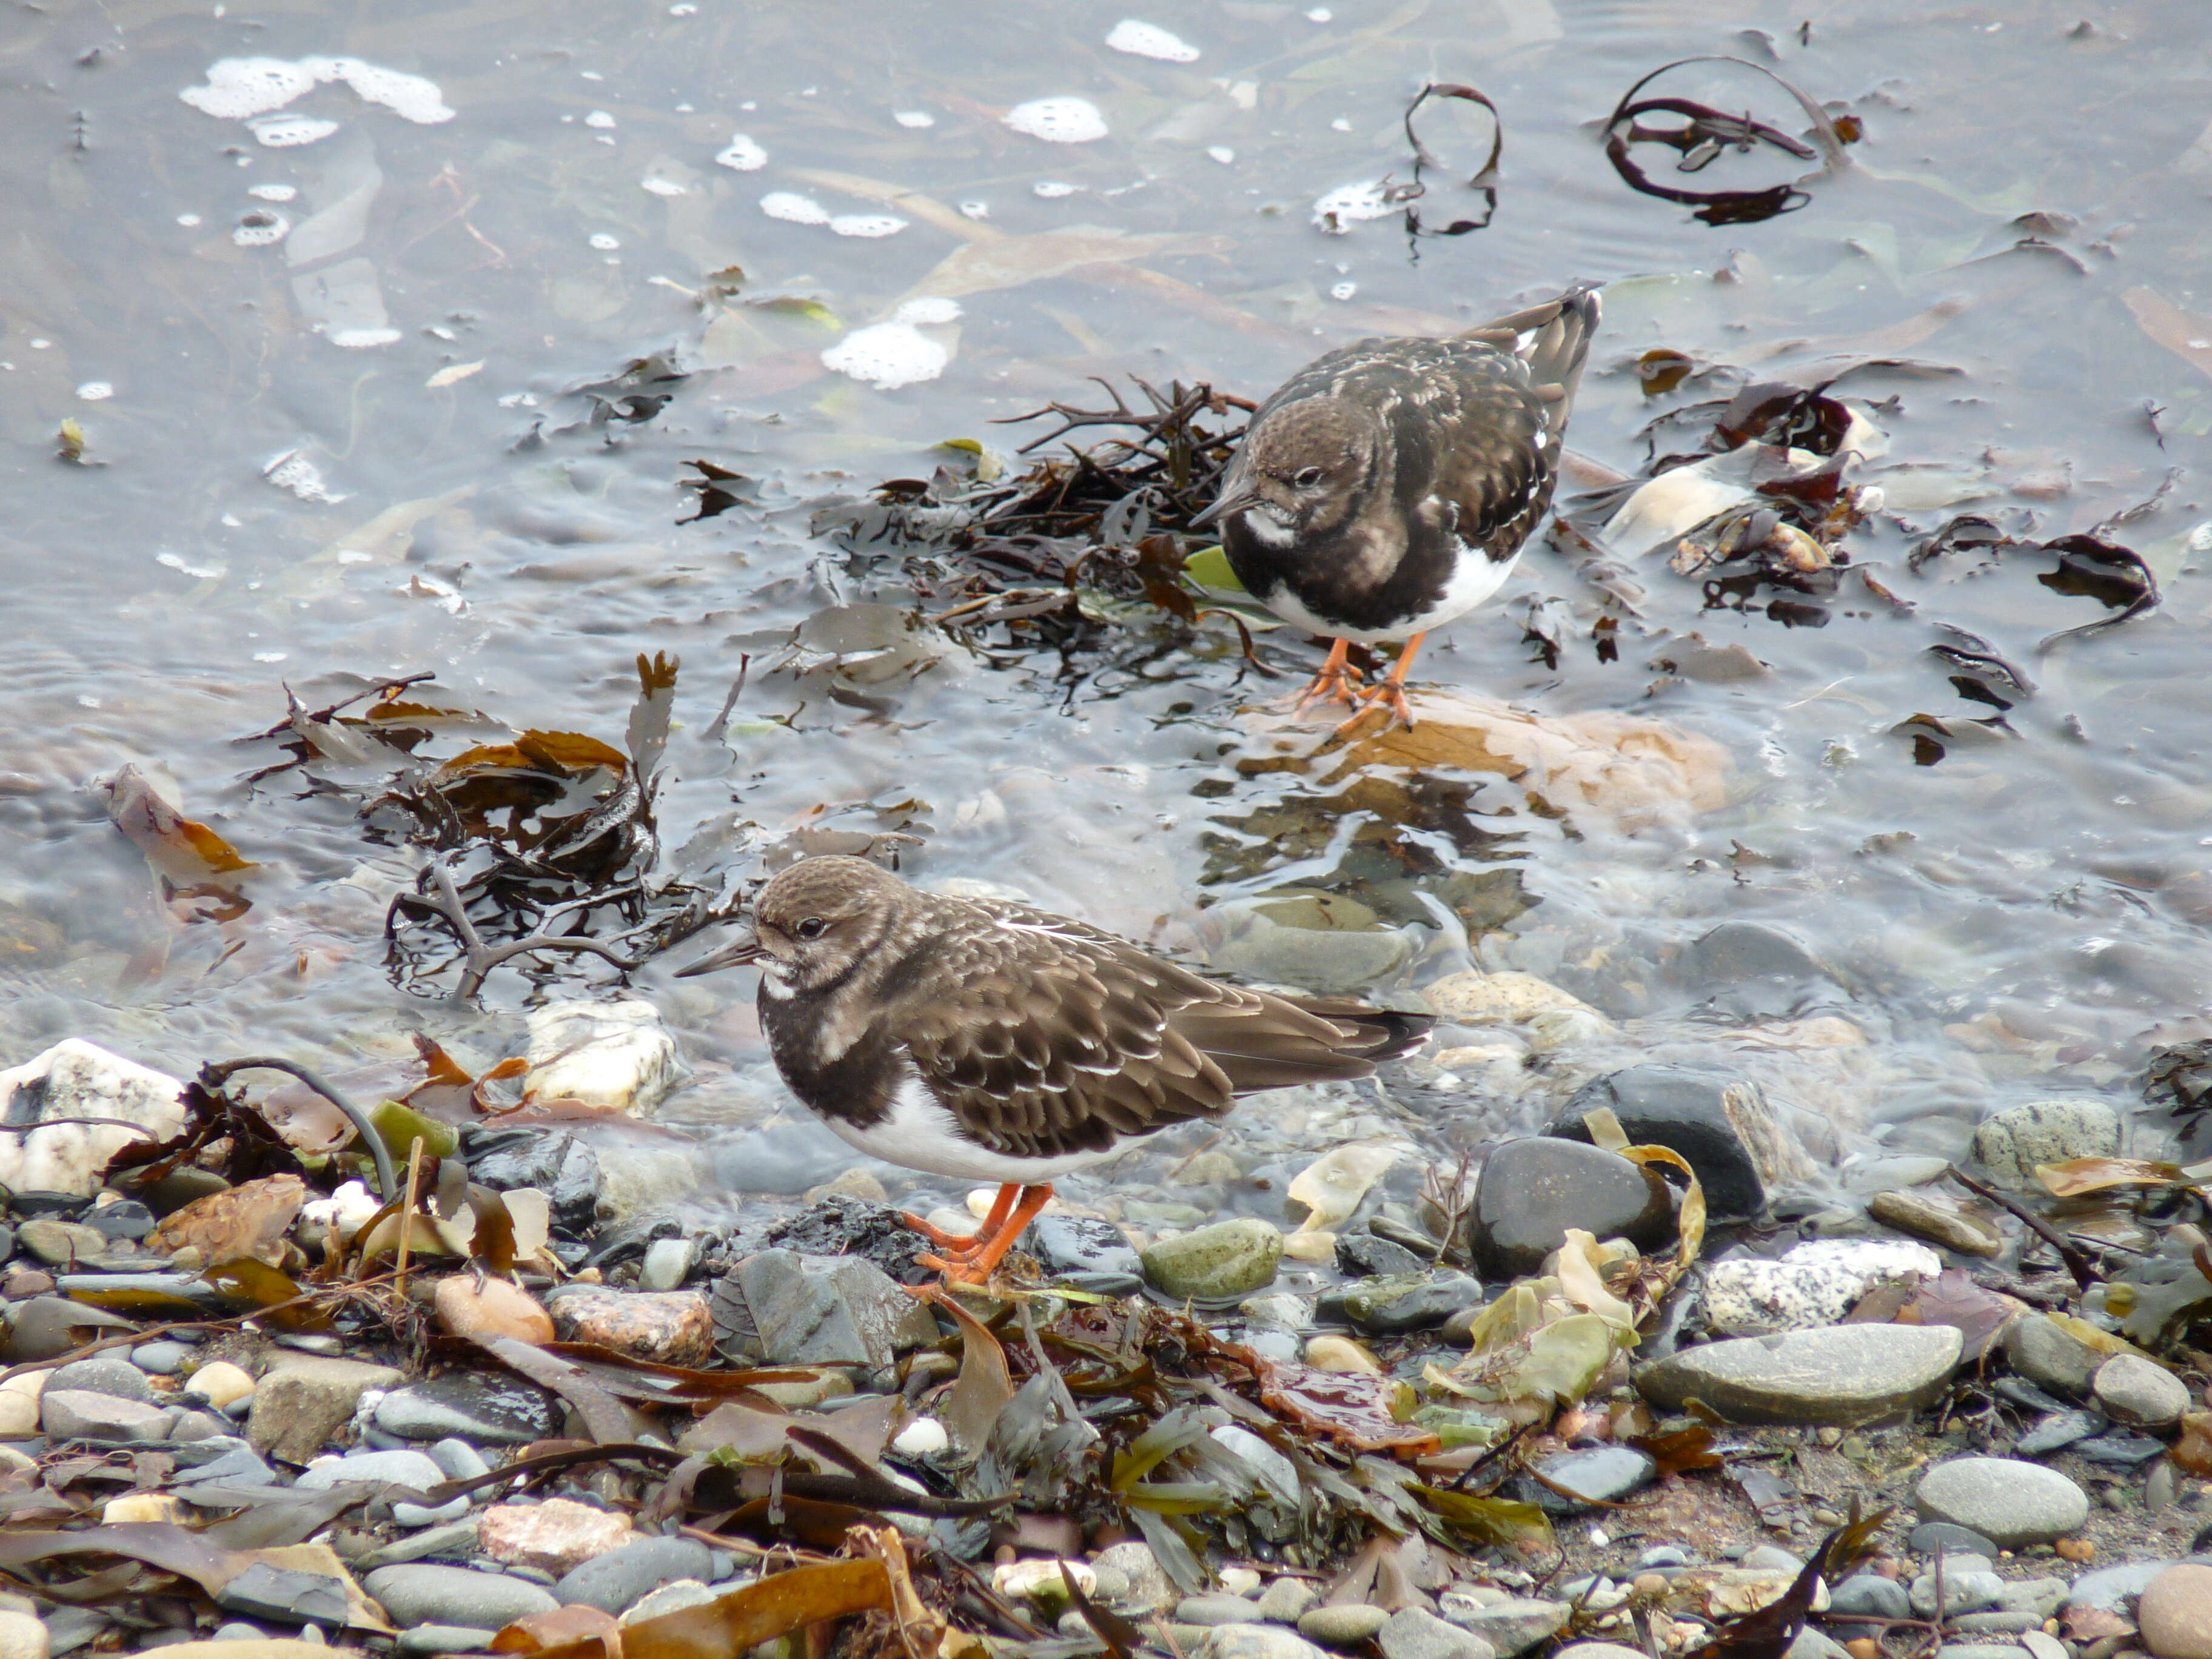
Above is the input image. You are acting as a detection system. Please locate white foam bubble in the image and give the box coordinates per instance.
[1330,281,1358,300]
[640,176,688,196]
[822,298,962,390]
[250,113,340,147]
[264,450,347,501]
[180,56,454,125]
[326,326,402,348]
[1207,146,1235,164]
[176,213,203,227]
[1004,97,1107,144]
[1106,19,1199,61]
[1312,179,1399,230]
[1033,180,1080,198]
[830,213,906,238]
[1305,6,1332,19]
[959,200,990,220]
[585,110,616,129]
[716,133,767,170]
[247,183,297,201]
[760,191,830,225]
[894,110,934,129]
[156,552,227,580]
[589,232,621,250]
[233,210,290,246]
[76,381,114,401]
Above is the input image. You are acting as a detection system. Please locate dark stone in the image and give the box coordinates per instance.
[1026,1215,1144,1295]
[1672,920,1837,1017]
[1993,1376,2068,1415]
[1829,1572,1912,1636]
[1523,1446,1657,1513]
[375,1371,562,1445]
[85,1201,155,1241]
[142,1167,231,1216]
[1908,1521,1998,1558]
[461,1127,600,1235]
[1324,1272,1483,1336]
[1552,1067,1769,1223]
[2074,1429,2167,1466]
[1367,1215,1446,1260]
[765,1194,930,1285]
[552,1536,715,1614]
[581,1214,680,1270]
[1336,1233,1428,1279]
[2014,1409,2104,1458]
[6,1191,85,1219]
[1472,1137,1675,1278]
[213,1561,351,1626]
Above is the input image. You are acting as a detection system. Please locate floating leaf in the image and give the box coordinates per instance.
[2035,1156,2183,1196]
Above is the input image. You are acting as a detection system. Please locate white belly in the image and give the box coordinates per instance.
[819,1074,1121,1185]
[1262,548,1522,644]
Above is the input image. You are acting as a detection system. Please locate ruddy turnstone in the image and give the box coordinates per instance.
[678,856,1431,1283]
[1196,283,1603,726]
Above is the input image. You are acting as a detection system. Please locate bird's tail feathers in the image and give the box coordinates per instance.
[1460,282,1603,407]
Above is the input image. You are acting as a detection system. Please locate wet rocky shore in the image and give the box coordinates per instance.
[0,954,2207,1659]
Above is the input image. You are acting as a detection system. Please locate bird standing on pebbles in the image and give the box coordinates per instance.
[679,856,1431,1284]
[1197,284,1602,728]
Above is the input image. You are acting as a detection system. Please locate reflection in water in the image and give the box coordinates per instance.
[1,0,2210,1214]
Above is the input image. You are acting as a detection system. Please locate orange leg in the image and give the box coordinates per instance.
[1335,632,1426,733]
[1289,638,1363,715]
[919,1184,1053,1285]
[900,1183,1019,1259]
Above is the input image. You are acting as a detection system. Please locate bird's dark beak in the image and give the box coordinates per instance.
[675,931,763,977]
[1190,489,1256,531]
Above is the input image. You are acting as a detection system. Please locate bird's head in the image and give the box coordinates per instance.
[676,855,913,996]
[1197,399,1383,544]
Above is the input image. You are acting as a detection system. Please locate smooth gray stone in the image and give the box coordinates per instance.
[213,1561,352,1625]
[426,1438,491,1482]
[2014,1409,2102,1457]
[1179,1594,1267,1626]
[2074,1429,2167,1466]
[1207,1625,1336,1659]
[1947,1611,2040,1633]
[1027,1213,1144,1294]
[1637,1323,1960,1426]
[1829,1575,1909,1621]
[2063,1560,2174,1611]
[2002,1313,2100,1395]
[130,1341,193,1376]
[729,1248,939,1369]
[1909,1570,2003,1617]
[1526,1447,1655,1514]
[1473,1138,1673,1277]
[397,1629,496,1655]
[1440,1598,1567,1655]
[376,1372,561,1446]
[358,1519,482,1571]
[1376,1607,1494,1659]
[552,1537,714,1613]
[47,1355,156,1403]
[1914,1457,2087,1547]
[364,1564,557,1629]
[42,1390,175,1441]
[1909,1522,1997,1558]
[1299,1604,1391,1646]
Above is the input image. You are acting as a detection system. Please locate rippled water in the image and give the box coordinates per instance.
[3,0,2210,1224]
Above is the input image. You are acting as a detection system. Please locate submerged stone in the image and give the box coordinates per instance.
[1553,1067,1774,1222]
[1472,1137,1673,1277]
[1142,1218,1283,1299]
[1637,1322,1960,1425]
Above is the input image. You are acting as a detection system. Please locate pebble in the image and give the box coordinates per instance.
[42,1389,175,1441]
[1555,1067,1771,1222]
[1094,1541,1174,1614]
[298,1447,461,1521]
[2002,1313,2102,1395]
[1909,1570,2005,1617]
[480,1498,635,1576]
[1025,1213,1145,1294]
[2014,1410,2103,1457]
[358,1518,482,1571]
[1971,1099,2121,1188]
[18,1219,110,1265]
[624,1578,723,1624]
[1867,1190,2002,1256]
[47,1354,156,1403]
[396,1628,495,1655]
[1526,1447,1655,1513]
[892,1416,948,1458]
[1337,1233,1428,1279]
[1637,1322,1960,1424]
[0,1611,45,1659]
[364,1563,559,1629]
[1241,1293,1313,1332]
[1934,1646,2037,1659]
[1472,1137,1673,1277]
[185,1361,257,1410]
[2138,1562,2212,1659]
[247,1355,405,1464]
[376,1372,563,1445]
[1303,1335,1382,1373]
[1141,1218,1284,1299]
[1701,1239,1942,1336]
[1376,1607,1495,1659]
[548,1285,716,1366]
[103,1492,187,1524]
[2065,1560,2174,1611]
[1442,1598,1569,1655]
[524,998,679,1111]
[2091,1352,2191,1427]
[1299,1604,1391,1646]
[434,1276,557,1345]
[637,1236,694,1291]
[2074,1428,2168,1466]
[1829,1574,1910,1625]
[1181,1594,1268,1626]
[1908,1522,1999,1558]
[1205,1626,1335,1659]
[724,1248,937,1370]
[552,1535,714,1613]
[1335,1272,1484,1336]
[130,1340,193,1375]
[1552,1646,1649,1659]
[1913,1456,2088,1547]
[1253,1577,1319,1624]
[2019,1638,2068,1659]
[0,1373,43,1438]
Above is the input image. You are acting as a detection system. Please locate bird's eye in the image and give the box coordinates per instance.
[796,917,828,940]
[1294,466,1324,488]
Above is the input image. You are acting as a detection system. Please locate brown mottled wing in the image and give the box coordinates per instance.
[890,900,1405,1161]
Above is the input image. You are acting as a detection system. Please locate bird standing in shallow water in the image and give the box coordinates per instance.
[679,856,1431,1284]
[1198,284,1602,728]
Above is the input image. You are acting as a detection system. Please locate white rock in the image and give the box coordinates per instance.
[1105,19,1199,61]
[638,1236,694,1291]
[0,1372,45,1438]
[184,1361,256,1409]
[994,1558,1094,1601]
[0,1040,189,1196]
[893,1416,948,1457]
[300,1178,381,1242]
[1703,1239,1941,1336]
[525,1000,680,1112]
[1003,97,1108,144]
[0,1609,46,1659]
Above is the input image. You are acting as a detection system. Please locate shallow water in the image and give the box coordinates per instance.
[3,0,2210,1229]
